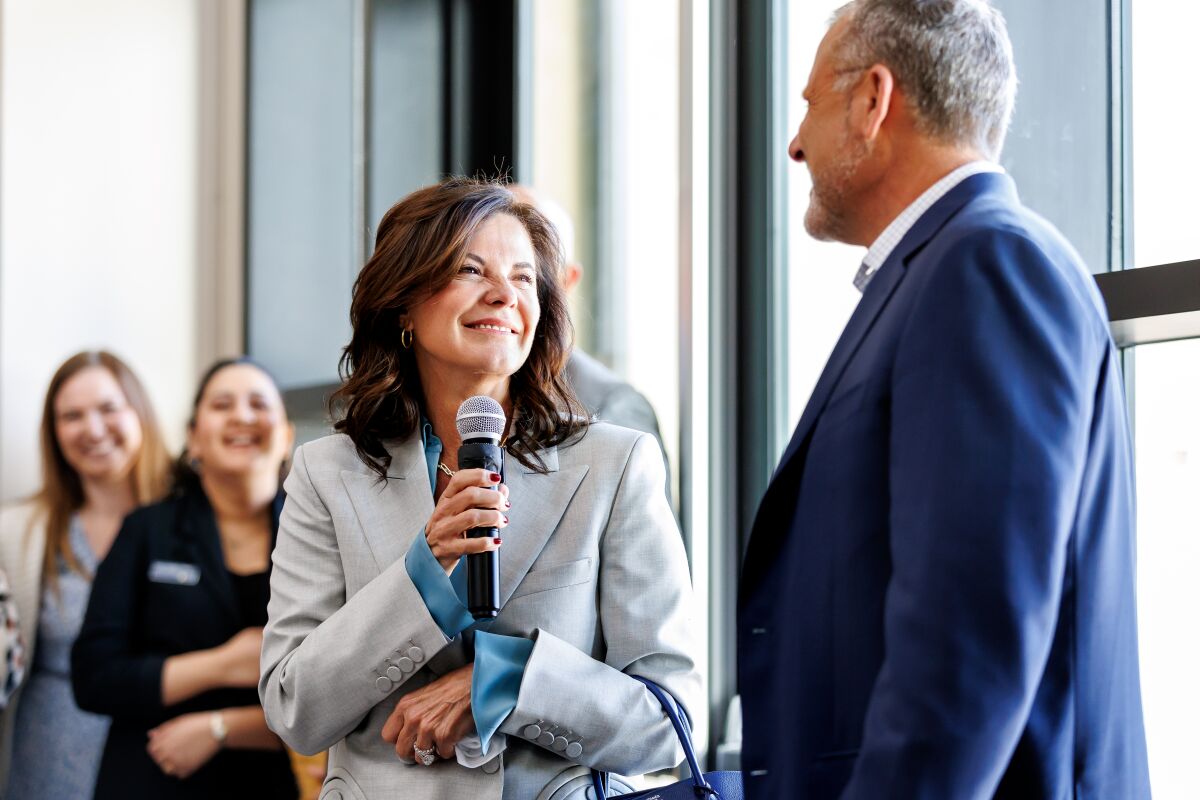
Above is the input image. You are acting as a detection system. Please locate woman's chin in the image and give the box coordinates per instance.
[204,452,278,480]
[73,459,135,485]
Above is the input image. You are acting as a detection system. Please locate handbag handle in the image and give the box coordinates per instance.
[590,676,715,798]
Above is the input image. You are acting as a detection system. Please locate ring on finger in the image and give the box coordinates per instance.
[414,744,437,766]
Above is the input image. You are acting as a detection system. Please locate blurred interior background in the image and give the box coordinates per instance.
[1,0,1197,794]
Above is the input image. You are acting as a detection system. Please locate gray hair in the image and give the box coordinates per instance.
[831,0,1017,159]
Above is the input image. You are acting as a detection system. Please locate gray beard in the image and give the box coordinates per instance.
[802,132,868,244]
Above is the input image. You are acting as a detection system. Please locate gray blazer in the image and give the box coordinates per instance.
[259,422,701,800]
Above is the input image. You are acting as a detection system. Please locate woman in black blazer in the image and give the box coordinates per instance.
[72,358,298,799]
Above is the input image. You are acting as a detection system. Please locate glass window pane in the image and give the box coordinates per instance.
[1132,4,1200,267]
[529,0,683,492]
[247,0,355,389]
[1134,338,1200,798]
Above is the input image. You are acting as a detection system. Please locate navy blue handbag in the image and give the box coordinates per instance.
[590,677,743,799]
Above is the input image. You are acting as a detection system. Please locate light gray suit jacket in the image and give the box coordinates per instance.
[259,423,701,800]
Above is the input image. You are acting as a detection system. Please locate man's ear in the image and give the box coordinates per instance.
[850,64,895,142]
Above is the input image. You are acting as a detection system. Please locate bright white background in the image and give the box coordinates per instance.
[1,0,203,503]
[1131,4,1200,797]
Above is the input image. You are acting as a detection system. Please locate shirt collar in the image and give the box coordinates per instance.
[855,160,1005,292]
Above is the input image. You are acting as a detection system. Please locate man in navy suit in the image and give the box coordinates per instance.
[738,2,1151,798]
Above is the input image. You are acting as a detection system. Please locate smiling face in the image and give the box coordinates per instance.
[53,365,144,485]
[187,363,293,481]
[406,212,541,389]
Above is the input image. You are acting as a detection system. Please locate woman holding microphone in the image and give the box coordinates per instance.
[260,178,700,800]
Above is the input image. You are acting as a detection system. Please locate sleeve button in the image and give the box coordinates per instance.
[566,742,583,758]
[375,676,392,693]
[397,656,415,672]
[537,730,555,747]
[386,665,403,682]
[522,724,542,739]
[552,736,568,752]
[408,646,425,662]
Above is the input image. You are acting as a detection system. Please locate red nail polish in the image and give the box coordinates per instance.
[503,515,509,524]
[505,500,511,508]
[489,473,502,483]
[493,537,503,545]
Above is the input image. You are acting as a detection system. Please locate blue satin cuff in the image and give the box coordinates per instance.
[404,529,474,638]
[472,630,534,750]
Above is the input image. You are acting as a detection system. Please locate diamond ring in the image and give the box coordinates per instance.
[413,744,437,766]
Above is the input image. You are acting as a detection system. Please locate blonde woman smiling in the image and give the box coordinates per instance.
[0,351,170,799]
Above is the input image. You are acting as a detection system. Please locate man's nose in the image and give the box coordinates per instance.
[788,132,805,163]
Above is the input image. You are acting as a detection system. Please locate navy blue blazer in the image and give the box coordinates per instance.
[738,173,1151,799]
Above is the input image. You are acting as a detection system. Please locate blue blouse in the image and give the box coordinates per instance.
[404,420,532,750]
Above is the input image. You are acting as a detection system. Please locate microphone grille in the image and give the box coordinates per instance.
[455,396,506,441]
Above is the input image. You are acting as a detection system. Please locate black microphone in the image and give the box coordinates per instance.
[456,396,506,619]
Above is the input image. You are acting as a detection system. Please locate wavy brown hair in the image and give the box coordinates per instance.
[33,351,171,590]
[332,177,586,478]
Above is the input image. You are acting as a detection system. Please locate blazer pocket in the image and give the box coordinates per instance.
[510,557,593,600]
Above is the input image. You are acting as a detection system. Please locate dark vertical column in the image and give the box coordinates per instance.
[443,0,518,178]
[708,0,789,767]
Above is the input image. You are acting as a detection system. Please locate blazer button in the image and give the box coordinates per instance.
[408,646,425,662]
[565,742,583,758]
[481,757,501,774]
[375,676,392,693]
[522,724,542,739]
[386,665,403,682]
[552,736,568,752]
[397,656,415,672]
[537,730,555,747]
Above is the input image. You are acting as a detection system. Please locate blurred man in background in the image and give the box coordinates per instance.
[509,186,670,493]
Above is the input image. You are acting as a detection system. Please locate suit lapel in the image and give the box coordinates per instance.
[340,435,434,573]
[498,447,589,608]
[338,435,587,604]
[774,257,907,476]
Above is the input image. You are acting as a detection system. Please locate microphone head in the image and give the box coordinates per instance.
[455,396,506,443]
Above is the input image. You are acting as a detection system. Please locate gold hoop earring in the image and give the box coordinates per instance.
[401,329,413,349]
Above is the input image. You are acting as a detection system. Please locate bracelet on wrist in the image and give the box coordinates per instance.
[209,711,228,746]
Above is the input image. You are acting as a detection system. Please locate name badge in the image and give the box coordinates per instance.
[148,560,201,586]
